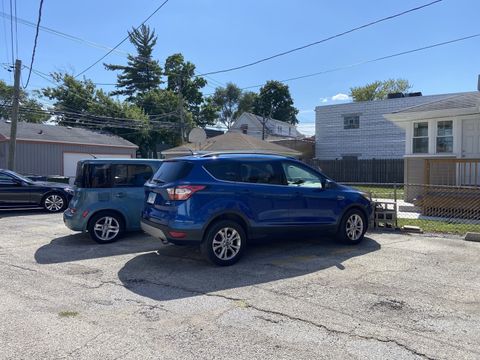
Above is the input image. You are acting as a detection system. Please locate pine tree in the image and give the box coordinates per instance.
[104,25,163,100]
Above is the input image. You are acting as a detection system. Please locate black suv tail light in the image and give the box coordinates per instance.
[166,185,206,201]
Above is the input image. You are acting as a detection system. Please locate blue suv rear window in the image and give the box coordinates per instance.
[204,161,238,182]
[152,161,193,183]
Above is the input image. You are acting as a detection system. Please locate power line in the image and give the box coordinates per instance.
[0,11,130,57]
[195,32,480,97]
[202,33,480,94]
[0,1,11,81]
[23,0,44,89]
[197,0,443,76]
[8,0,14,65]
[0,9,225,88]
[13,0,17,59]
[74,0,170,78]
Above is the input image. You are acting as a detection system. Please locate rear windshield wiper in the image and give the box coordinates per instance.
[152,178,165,184]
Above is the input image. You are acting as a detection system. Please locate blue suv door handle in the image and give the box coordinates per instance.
[114,192,126,198]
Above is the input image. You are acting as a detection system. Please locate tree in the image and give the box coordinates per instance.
[196,97,219,128]
[104,25,163,100]
[350,79,412,102]
[253,80,298,125]
[235,91,258,118]
[212,83,242,129]
[41,73,152,155]
[163,53,209,128]
[0,80,49,123]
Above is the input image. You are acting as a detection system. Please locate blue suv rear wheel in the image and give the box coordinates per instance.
[201,220,247,266]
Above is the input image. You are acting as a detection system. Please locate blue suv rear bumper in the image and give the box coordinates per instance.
[141,217,203,245]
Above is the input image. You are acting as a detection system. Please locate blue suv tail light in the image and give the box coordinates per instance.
[166,185,206,201]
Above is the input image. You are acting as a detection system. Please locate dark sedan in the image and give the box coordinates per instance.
[0,169,74,212]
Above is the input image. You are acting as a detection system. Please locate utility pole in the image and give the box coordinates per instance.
[177,76,185,144]
[7,59,21,171]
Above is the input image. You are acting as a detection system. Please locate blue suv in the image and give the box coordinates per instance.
[141,154,373,266]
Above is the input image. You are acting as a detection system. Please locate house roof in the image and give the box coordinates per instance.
[0,120,138,148]
[162,132,301,157]
[204,128,224,138]
[392,92,480,114]
[238,112,303,138]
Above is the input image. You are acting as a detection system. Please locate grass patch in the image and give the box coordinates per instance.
[397,219,479,235]
[352,185,404,200]
[58,311,79,318]
[234,300,249,309]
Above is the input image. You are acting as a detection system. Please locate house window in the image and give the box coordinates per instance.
[436,120,453,153]
[343,115,359,129]
[277,126,282,133]
[240,124,248,134]
[413,122,428,153]
[288,127,291,135]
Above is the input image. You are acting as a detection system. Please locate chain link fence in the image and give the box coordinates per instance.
[340,182,480,235]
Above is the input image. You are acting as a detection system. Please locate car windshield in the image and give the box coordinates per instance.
[6,170,34,184]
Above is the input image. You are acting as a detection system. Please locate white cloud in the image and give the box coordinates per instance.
[320,97,328,103]
[331,93,351,101]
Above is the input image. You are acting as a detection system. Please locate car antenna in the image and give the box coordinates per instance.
[89,154,98,159]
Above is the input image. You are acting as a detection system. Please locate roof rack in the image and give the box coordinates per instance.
[199,151,296,159]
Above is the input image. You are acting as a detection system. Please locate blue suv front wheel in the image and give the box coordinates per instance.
[201,220,247,266]
[336,209,367,244]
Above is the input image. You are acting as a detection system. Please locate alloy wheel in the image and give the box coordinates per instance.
[44,194,64,212]
[212,227,242,261]
[93,216,120,242]
[346,214,364,241]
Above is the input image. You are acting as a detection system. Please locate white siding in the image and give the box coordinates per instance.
[315,94,452,160]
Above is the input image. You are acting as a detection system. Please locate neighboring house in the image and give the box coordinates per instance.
[229,112,303,140]
[204,128,225,138]
[161,132,301,159]
[315,93,455,160]
[385,91,480,201]
[0,120,137,177]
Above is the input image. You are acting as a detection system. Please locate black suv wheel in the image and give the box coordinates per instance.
[201,220,246,266]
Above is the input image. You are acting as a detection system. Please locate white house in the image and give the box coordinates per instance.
[229,112,303,140]
[315,93,454,160]
[385,91,480,200]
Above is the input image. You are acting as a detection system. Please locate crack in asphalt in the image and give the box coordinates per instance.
[120,277,438,359]
[0,260,38,273]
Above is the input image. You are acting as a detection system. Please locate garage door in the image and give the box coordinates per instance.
[63,153,132,177]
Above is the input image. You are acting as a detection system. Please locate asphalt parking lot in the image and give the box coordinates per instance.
[1,211,479,360]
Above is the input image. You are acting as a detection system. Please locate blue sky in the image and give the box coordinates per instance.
[2,0,479,135]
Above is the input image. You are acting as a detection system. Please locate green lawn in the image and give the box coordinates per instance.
[351,185,405,200]
[397,218,478,235]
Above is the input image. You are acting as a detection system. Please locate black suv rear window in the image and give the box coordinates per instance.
[152,161,193,183]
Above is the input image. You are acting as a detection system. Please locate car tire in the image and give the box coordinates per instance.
[87,211,125,244]
[42,193,67,213]
[201,220,246,266]
[336,209,367,244]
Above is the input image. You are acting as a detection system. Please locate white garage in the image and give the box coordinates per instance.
[0,120,138,177]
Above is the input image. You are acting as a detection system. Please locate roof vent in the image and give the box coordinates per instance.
[38,130,43,135]
[387,92,404,99]
[5,120,11,123]
[67,126,72,129]
[405,92,422,97]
